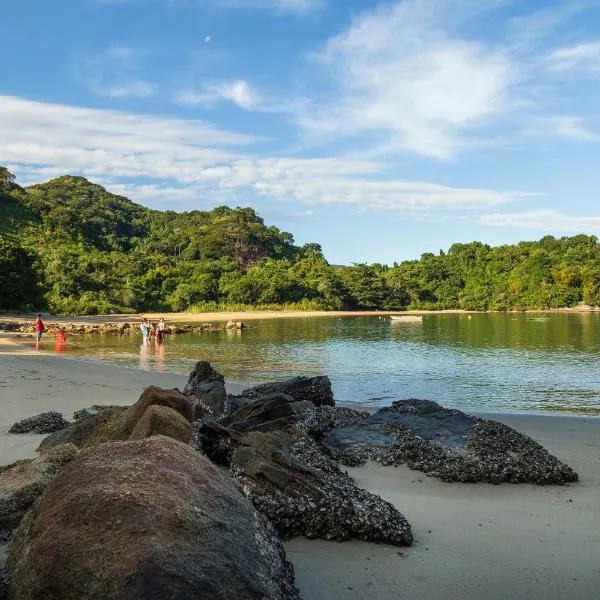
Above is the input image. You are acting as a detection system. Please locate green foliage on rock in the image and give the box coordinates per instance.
[1,166,600,314]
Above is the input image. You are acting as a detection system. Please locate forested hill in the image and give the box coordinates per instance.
[1,165,600,314]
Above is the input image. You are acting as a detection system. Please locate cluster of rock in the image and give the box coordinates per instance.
[0,319,246,337]
[322,399,579,485]
[0,363,580,599]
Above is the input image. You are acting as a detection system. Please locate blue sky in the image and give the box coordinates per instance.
[2,0,600,264]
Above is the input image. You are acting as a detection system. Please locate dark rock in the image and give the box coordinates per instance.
[38,407,127,451]
[242,375,335,407]
[8,412,69,435]
[197,395,316,464]
[231,430,412,546]
[323,399,579,484]
[294,405,370,440]
[7,436,299,600]
[0,567,7,600]
[0,444,79,534]
[183,361,227,417]
[225,394,252,414]
[129,404,193,444]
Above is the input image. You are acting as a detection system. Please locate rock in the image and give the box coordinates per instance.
[197,394,315,464]
[8,412,69,435]
[0,444,78,534]
[294,405,370,440]
[323,399,579,484]
[183,361,227,417]
[231,431,412,546]
[7,436,299,600]
[38,407,127,452]
[72,405,124,421]
[125,386,194,430]
[0,567,7,600]
[226,320,246,330]
[242,375,335,407]
[129,405,193,444]
[225,394,252,414]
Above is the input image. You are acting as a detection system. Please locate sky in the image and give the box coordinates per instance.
[2,0,600,265]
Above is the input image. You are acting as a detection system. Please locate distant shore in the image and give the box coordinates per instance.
[2,304,599,326]
[1,338,599,599]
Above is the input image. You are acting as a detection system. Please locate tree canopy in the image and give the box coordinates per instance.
[1,167,599,315]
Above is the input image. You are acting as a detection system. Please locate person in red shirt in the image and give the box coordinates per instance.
[34,314,45,347]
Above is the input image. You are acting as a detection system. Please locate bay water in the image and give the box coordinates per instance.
[56,313,600,415]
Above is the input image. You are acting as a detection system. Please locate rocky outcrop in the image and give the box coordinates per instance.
[231,431,412,546]
[0,444,78,537]
[8,412,69,435]
[322,399,579,484]
[7,436,299,600]
[226,320,246,330]
[183,361,227,417]
[242,375,335,407]
[129,404,193,444]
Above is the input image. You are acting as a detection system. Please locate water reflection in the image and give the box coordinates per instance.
[59,314,600,415]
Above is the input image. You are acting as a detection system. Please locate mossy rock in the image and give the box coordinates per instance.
[129,405,192,444]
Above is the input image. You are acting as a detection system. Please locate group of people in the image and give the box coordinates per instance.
[139,317,168,343]
[33,314,67,350]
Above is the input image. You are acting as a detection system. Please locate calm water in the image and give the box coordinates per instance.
[55,314,600,415]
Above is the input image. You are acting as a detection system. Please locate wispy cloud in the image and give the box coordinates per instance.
[482,210,600,231]
[547,41,600,72]
[294,0,514,160]
[0,95,529,213]
[75,45,157,98]
[175,79,259,109]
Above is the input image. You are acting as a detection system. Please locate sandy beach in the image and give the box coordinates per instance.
[1,335,599,599]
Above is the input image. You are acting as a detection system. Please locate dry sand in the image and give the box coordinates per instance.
[1,335,599,599]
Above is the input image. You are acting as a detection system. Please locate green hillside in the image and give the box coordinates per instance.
[1,166,599,314]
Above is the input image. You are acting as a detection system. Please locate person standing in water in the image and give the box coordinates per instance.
[157,317,167,342]
[139,318,150,343]
[34,314,45,347]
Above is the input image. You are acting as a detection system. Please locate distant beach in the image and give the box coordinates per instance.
[1,334,599,599]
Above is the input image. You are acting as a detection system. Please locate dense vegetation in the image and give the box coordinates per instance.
[1,166,599,314]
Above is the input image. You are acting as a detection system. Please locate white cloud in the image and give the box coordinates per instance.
[547,41,600,72]
[549,116,600,141]
[296,0,514,159]
[0,95,530,214]
[76,45,157,98]
[481,210,600,231]
[176,79,259,109]
[204,35,212,43]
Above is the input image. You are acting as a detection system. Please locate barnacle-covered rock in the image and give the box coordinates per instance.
[231,430,412,546]
[322,399,578,484]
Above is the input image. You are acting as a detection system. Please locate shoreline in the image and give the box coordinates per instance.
[2,305,600,326]
[1,343,599,599]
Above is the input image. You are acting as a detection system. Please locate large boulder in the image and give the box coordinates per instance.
[183,361,227,417]
[7,436,299,600]
[8,412,69,435]
[242,376,335,407]
[129,405,193,444]
[231,431,412,546]
[0,444,78,536]
[323,399,579,484]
